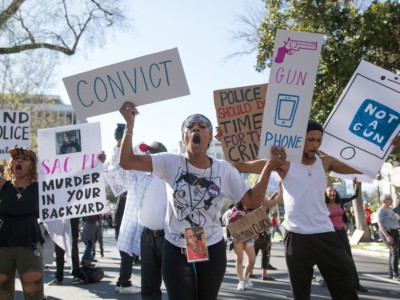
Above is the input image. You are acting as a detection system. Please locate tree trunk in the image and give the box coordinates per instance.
[353,182,372,242]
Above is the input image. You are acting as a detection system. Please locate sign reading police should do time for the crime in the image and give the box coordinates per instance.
[321,61,400,178]
[214,84,267,163]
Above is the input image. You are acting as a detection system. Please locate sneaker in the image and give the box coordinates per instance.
[48,279,62,286]
[115,286,120,292]
[237,281,245,291]
[72,277,85,285]
[266,264,277,270]
[244,277,253,288]
[248,274,257,279]
[119,285,141,294]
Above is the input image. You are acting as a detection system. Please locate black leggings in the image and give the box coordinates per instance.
[162,239,226,300]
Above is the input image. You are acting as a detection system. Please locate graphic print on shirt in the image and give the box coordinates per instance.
[170,166,221,242]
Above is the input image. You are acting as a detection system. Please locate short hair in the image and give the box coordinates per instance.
[380,194,392,203]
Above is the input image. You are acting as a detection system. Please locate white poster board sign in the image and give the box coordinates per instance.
[38,123,106,221]
[63,48,190,119]
[0,110,30,159]
[103,162,126,197]
[258,29,323,161]
[321,61,400,178]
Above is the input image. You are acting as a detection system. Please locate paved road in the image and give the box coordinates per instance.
[14,230,400,299]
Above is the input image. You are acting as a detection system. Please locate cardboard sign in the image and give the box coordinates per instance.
[258,30,324,161]
[321,61,400,178]
[0,110,30,159]
[213,84,267,162]
[227,207,272,243]
[38,123,107,221]
[349,229,364,245]
[103,162,127,197]
[63,48,190,119]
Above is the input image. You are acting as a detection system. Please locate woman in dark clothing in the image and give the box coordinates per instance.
[325,180,368,293]
[0,148,45,299]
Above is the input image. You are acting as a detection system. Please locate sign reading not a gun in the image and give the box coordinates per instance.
[227,207,272,243]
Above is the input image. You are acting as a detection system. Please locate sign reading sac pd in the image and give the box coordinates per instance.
[63,48,190,119]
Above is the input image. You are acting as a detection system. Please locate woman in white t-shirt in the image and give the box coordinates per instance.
[118,102,285,300]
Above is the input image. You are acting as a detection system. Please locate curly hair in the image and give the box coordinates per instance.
[4,157,38,182]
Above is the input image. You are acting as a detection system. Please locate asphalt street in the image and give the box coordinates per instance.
[14,230,400,299]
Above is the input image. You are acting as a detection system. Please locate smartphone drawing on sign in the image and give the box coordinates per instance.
[274,94,299,128]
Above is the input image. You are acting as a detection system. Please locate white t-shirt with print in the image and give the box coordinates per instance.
[151,153,250,248]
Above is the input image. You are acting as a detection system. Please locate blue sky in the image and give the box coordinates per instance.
[50,0,268,156]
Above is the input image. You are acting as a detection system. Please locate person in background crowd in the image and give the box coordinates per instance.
[392,196,400,225]
[118,102,285,300]
[228,201,257,291]
[249,183,284,282]
[377,194,399,280]
[363,202,373,238]
[343,206,355,235]
[222,203,234,226]
[0,148,45,299]
[92,214,104,260]
[110,125,169,297]
[271,212,284,241]
[325,180,368,292]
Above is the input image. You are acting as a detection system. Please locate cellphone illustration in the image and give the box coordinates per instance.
[274,94,299,128]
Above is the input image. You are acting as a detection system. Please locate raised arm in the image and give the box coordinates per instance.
[119,102,152,172]
[262,181,284,208]
[323,155,362,175]
[341,179,359,205]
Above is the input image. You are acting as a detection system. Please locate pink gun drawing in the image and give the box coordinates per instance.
[275,38,318,63]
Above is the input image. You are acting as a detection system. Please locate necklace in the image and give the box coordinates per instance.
[185,157,213,210]
[12,181,30,199]
[304,164,314,176]
[193,168,207,195]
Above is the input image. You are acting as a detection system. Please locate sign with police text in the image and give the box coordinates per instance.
[258,29,324,162]
[63,48,190,119]
[0,110,30,160]
[321,61,400,178]
[213,84,267,163]
[227,207,272,243]
[38,122,107,221]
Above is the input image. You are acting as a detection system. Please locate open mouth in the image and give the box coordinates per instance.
[192,134,201,145]
[15,163,22,172]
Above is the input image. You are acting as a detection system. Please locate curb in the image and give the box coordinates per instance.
[351,248,389,258]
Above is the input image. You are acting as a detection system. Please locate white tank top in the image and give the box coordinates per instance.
[282,156,334,234]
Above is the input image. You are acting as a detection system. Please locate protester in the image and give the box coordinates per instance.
[222,203,234,226]
[363,202,373,238]
[118,102,285,300]
[394,196,400,226]
[0,148,45,299]
[271,212,284,241]
[47,218,84,285]
[377,194,399,280]
[92,214,104,260]
[325,180,368,292]
[110,138,168,298]
[249,185,283,282]
[228,201,257,291]
[230,120,361,299]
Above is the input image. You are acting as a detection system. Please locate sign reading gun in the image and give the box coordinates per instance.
[275,38,318,64]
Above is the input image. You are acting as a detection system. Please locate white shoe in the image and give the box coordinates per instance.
[119,285,141,294]
[244,277,253,288]
[237,281,245,291]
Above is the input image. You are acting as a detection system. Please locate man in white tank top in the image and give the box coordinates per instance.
[234,120,361,300]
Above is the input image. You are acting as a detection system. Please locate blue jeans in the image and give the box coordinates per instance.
[141,227,164,300]
[82,240,93,263]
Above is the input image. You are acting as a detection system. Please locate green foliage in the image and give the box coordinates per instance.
[256,0,400,162]
[257,0,399,120]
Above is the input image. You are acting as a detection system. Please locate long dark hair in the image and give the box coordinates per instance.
[325,187,340,204]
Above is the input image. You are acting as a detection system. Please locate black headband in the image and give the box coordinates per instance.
[307,120,324,133]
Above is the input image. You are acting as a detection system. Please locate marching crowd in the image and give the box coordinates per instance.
[0,101,399,300]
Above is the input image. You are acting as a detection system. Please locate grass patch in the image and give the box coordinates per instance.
[351,242,387,251]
